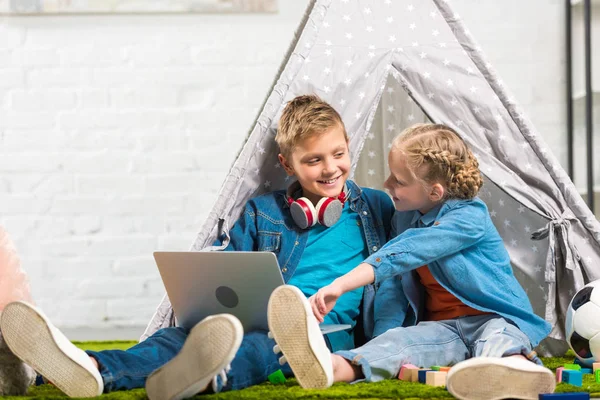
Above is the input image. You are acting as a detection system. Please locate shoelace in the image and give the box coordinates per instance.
[269,332,288,366]
[210,364,231,393]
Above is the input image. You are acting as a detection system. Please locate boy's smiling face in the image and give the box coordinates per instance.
[279,124,350,205]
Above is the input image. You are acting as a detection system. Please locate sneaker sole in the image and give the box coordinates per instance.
[267,286,330,389]
[145,314,243,400]
[446,358,556,400]
[0,302,102,397]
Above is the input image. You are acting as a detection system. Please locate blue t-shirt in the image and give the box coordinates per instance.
[287,201,370,351]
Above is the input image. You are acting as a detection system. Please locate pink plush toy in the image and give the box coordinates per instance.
[0,226,33,310]
[0,226,36,395]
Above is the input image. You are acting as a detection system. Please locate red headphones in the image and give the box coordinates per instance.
[286,181,348,229]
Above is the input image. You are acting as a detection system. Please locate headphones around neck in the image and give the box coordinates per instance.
[286,181,348,229]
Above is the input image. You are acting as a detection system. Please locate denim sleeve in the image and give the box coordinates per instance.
[365,202,488,285]
[212,202,258,251]
[373,276,409,337]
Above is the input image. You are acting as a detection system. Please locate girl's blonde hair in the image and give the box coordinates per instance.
[392,123,483,199]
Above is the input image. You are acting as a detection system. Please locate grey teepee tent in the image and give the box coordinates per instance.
[143,0,600,356]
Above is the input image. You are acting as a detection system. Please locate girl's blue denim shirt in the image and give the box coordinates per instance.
[367,197,552,346]
[213,179,396,342]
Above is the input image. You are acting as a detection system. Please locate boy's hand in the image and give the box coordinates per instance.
[309,283,343,322]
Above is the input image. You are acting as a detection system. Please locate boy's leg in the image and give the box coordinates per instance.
[145,314,243,400]
[0,301,103,397]
[145,325,292,398]
[217,330,293,391]
[446,314,555,400]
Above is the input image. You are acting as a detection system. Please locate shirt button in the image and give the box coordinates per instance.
[294,241,299,245]
[372,246,378,252]
[356,221,361,226]
[363,211,368,215]
[375,257,381,262]
[434,221,440,226]
[282,267,288,273]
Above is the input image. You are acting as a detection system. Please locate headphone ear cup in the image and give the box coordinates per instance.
[290,197,317,229]
[315,197,343,227]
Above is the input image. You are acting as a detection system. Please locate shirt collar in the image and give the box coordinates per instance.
[410,199,463,227]
[410,202,444,227]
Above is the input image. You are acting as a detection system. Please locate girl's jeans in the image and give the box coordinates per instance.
[335,314,542,383]
[86,327,297,393]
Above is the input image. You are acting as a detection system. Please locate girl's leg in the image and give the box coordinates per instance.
[446,314,555,400]
[334,320,469,383]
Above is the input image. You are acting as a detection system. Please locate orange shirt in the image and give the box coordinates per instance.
[416,265,489,321]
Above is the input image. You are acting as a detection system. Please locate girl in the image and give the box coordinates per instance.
[268,123,556,400]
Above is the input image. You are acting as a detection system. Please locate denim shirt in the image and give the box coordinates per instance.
[367,197,552,347]
[213,180,395,342]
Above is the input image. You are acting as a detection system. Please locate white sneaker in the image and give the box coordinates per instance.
[145,314,243,400]
[0,301,103,397]
[446,356,556,400]
[267,285,333,389]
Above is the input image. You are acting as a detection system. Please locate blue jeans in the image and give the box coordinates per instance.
[335,314,542,383]
[86,327,295,393]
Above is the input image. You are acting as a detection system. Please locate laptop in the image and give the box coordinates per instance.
[153,251,351,335]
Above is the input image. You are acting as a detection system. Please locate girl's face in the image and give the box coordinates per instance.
[384,149,441,214]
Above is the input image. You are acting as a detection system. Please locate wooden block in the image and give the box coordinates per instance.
[398,364,418,381]
[409,368,421,382]
[593,362,600,373]
[417,369,431,383]
[430,366,441,371]
[439,366,451,372]
[555,367,564,383]
[538,393,590,399]
[562,370,583,387]
[563,363,581,371]
[580,368,593,374]
[595,370,600,383]
[425,371,447,387]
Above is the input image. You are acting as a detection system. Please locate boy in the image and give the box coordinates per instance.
[0,95,397,399]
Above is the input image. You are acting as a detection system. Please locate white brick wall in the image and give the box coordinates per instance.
[0,1,567,339]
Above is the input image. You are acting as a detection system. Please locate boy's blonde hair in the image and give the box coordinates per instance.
[392,123,483,199]
[276,95,347,158]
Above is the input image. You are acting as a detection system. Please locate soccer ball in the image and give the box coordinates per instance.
[565,279,600,366]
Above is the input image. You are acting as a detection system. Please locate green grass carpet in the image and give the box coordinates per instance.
[2,342,598,400]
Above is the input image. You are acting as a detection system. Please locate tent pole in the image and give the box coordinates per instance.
[584,0,594,213]
[566,0,574,180]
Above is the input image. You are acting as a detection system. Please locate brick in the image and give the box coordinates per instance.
[10,89,77,111]
[2,129,70,150]
[425,371,447,387]
[28,68,89,87]
[11,48,60,66]
[0,26,25,47]
[538,393,590,399]
[398,364,418,381]
[79,89,110,109]
[76,175,145,195]
[562,370,583,387]
[418,369,431,384]
[110,87,179,108]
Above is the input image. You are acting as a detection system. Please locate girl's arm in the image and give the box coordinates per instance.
[311,200,488,319]
[312,262,374,321]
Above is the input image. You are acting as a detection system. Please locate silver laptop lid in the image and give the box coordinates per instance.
[153,251,284,332]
